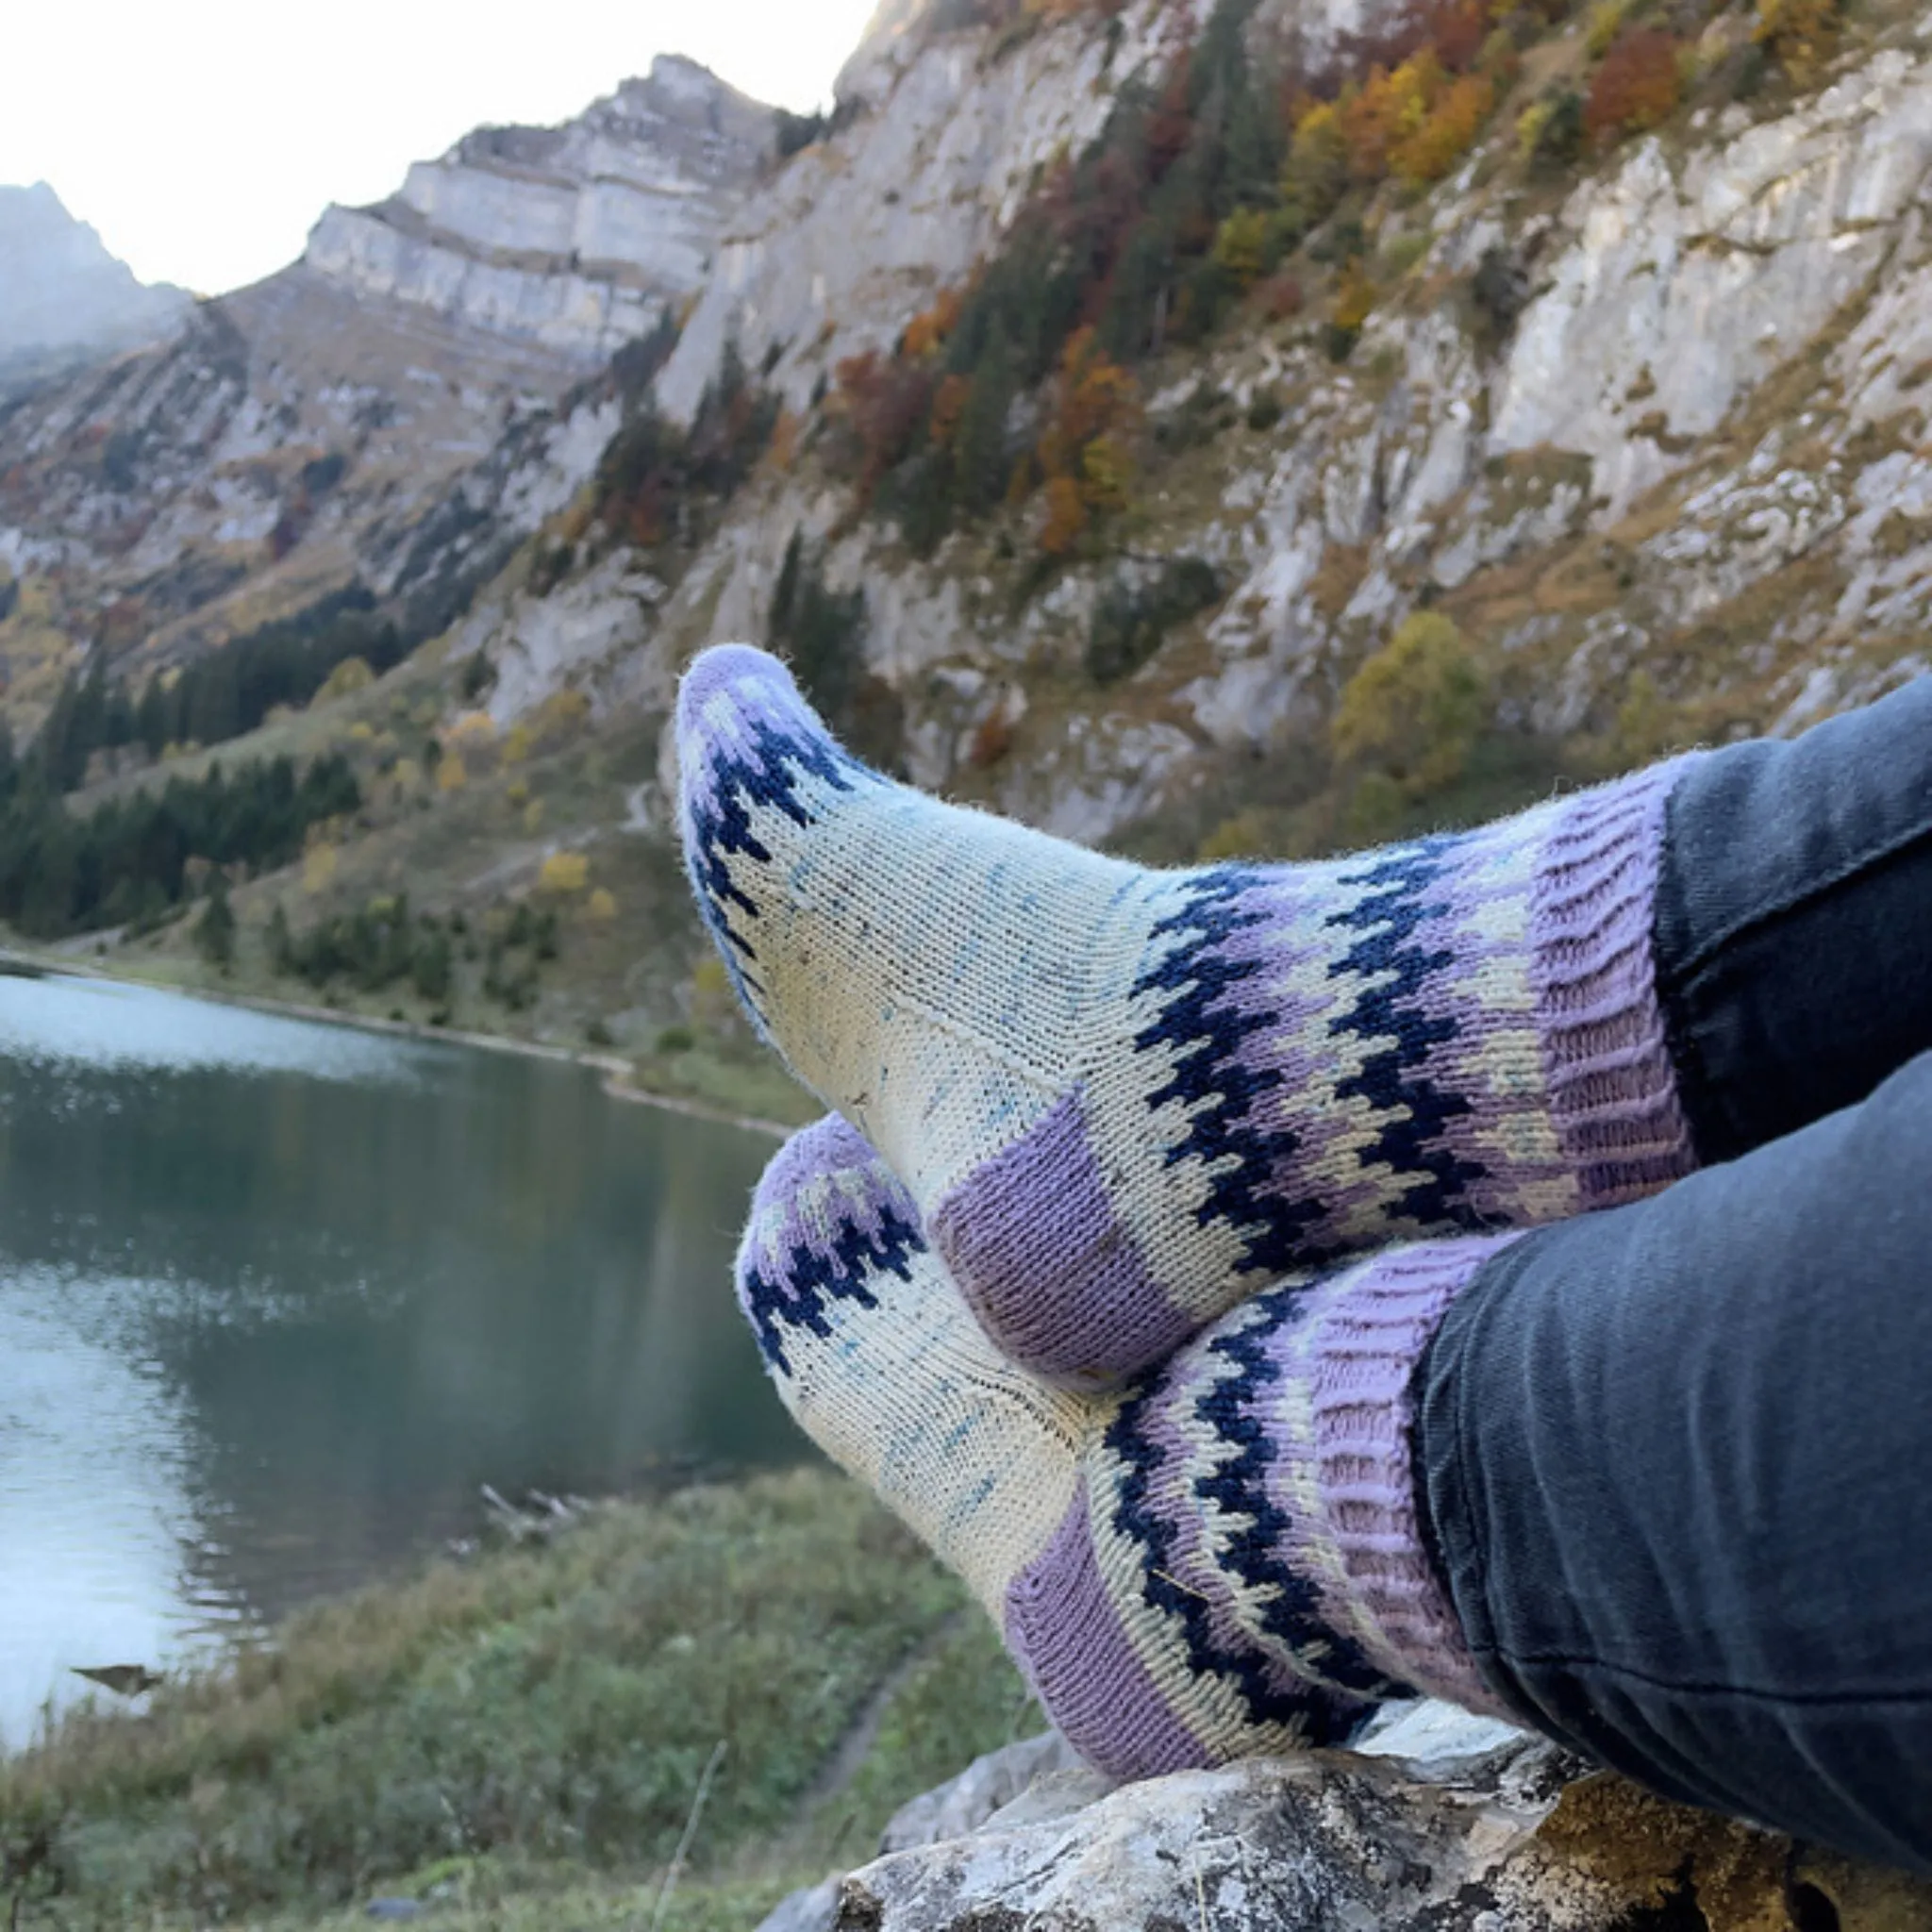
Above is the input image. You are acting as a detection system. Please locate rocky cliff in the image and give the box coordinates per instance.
[305,56,777,364]
[0,58,775,731]
[0,183,190,393]
[460,0,1932,853]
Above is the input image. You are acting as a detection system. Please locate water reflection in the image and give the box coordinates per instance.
[0,977,798,1748]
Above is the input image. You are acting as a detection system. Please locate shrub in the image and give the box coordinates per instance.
[1262,271,1306,320]
[1085,557,1224,683]
[538,853,591,895]
[193,881,236,972]
[1327,257,1377,360]
[1585,28,1684,143]
[1340,54,1447,183]
[1282,101,1350,229]
[834,350,940,497]
[1525,89,1586,169]
[1585,0,1628,58]
[1211,208,1275,290]
[1755,0,1838,82]
[1039,475,1089,555]
[775,108,827,158]
[1331,611,1490,797]
[1471,244,1529,341]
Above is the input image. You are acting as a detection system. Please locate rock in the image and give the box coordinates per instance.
[657,0,1203,424]
[1493,50,1932,516]
[879,1731,1097,1853]
[755,1874,842,1932]
[821,1704,1932,1931]
[306,58,776,363]
[362,1901,424,1923]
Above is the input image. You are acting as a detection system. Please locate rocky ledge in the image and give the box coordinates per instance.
[304,56,778,364]
[761,1705,1931,1931]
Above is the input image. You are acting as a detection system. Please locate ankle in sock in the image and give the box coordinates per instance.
[687,643,1699,1387]
[737,1116,1522,1780]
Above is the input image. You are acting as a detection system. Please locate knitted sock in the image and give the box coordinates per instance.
[685,642,1699,1388]
[737,1116,1523,1780]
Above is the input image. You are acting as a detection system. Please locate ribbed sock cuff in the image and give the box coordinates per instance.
[1533,760,1703,1208]
[1302,1238,1524,1722]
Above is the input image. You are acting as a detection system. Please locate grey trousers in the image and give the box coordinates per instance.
[1416,678,1932,1874]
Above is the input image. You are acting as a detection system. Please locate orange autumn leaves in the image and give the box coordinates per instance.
[1325,48,1499,191]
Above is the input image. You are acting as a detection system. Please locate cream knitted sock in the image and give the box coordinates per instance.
[737,1116,1522,1780]
[686,643,1697,1387]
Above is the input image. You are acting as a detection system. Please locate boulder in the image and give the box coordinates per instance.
[759,1704,1932,1932]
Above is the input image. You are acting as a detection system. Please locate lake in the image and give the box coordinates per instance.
[0,974,801,1750]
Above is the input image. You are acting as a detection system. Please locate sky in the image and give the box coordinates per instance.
[0,0,884,298]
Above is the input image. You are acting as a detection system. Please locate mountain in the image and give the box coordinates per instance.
[0,58,780,735]
[0,183,191,391]
[3,0,1929,1121]
[304,56,780,362]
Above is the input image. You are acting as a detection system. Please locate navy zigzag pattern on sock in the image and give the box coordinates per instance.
[1191,1292,1412,1706]
[1130,868,1328,1276]
[740,1199,924,1378]
[1324,841,1493,1232]
[683,715,870,980]
[1105,1354,1372,1745]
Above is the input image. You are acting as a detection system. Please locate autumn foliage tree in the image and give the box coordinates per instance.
[1034,328,1139,551]
[1584,27,1684,143]
[1755,0,1839,82]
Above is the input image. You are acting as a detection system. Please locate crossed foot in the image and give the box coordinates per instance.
[678,643,1694,1388]
[676,642,1701,1776]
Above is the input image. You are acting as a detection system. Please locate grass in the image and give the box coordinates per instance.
[0,1469,1039,1930]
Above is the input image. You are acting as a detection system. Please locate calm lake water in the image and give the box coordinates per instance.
[0,974,799,1750]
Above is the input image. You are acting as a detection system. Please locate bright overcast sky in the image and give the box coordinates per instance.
[1,0,884,298]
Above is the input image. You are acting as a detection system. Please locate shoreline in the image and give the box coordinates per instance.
[1,949,792,1141]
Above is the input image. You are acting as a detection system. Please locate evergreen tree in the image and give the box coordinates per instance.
[195,879,237,972]
[954,336,1017,515]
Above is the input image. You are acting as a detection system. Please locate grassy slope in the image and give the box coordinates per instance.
[1,1469,1039,1930]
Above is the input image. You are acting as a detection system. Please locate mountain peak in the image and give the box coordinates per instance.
[301,59,777,364]
[0,182,191,384]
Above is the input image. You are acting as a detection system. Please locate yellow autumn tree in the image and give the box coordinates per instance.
[303,841,339,895]
[1332,612,1490,798]
[538,852,590,894]
[1391,72,1495,185]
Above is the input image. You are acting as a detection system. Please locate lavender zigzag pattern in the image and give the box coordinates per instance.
[1114,1295,1392,1715]
[1094,1296,1388,1743]
[1129,831,1526,1276]
[1127,771,1690,1270]
[736,1120,923,1377]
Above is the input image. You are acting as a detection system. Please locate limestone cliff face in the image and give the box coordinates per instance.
[0,58,777,724]
[457,7,1932,858]
[658,0,1410,425]
[658,1,1204,423]
[304,57,777,365]
[0,183,190,391]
